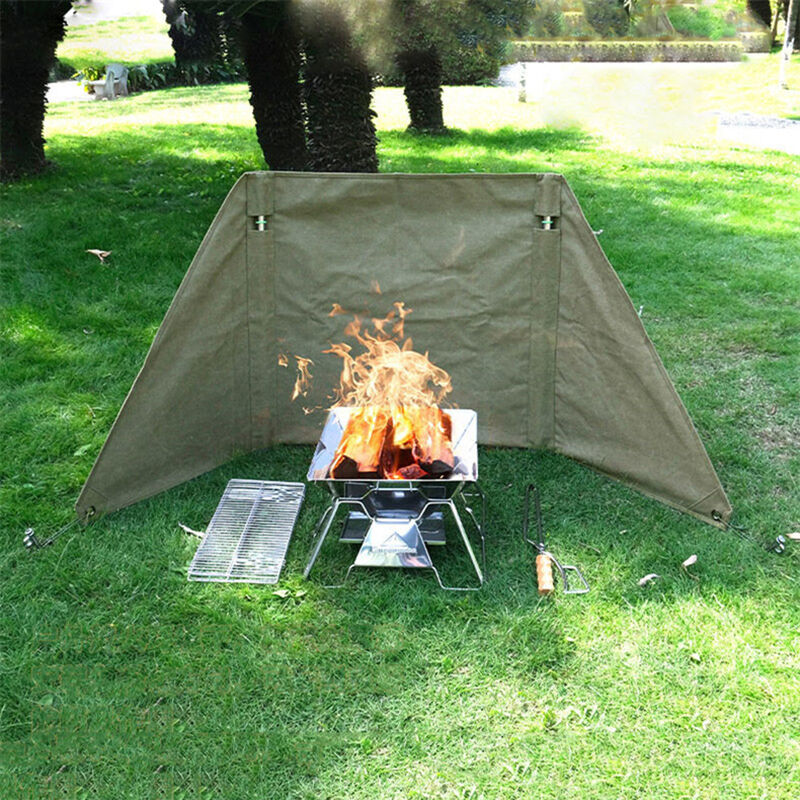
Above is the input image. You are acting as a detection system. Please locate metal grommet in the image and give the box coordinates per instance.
[767,535,786,555]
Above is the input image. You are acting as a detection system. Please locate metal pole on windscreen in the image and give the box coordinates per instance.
[779,0,799,89]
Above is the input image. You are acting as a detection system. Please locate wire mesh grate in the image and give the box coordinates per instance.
[188,480,305,584]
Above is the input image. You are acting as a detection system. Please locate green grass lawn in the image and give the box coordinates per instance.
[56,14,174,72]
[1,84,799,799]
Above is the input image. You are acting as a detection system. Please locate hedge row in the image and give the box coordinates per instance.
[510,39,743,62]
[739,31,772,53]
[125,60,245,92]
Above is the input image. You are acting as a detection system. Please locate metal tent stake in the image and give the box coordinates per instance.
[523,483,589,596]
[23,517,82,552]
[711,511,792,555]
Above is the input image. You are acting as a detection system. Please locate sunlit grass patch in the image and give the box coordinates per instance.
[57,15,173,70]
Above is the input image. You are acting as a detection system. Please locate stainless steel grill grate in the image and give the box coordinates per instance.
[188,480,305,584]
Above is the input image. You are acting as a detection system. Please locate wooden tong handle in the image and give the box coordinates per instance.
[536,553,554,596]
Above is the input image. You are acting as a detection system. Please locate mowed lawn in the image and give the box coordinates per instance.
[1,81,799,799]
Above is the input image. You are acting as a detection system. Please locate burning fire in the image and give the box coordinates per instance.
[325,302,455,480]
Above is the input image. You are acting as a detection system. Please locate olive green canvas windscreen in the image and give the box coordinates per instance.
[76,171,732,528]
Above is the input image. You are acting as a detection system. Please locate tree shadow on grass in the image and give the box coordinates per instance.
[380,125,597,159]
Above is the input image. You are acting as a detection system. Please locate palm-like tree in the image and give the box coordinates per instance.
[238,2,308,171]
[0,0,72,181]
[301,2,378,172]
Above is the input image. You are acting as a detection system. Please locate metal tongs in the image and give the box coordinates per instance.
[523,483,589,596]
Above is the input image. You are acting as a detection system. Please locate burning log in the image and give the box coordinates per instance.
[319,302,456,480]
[410,407,454,476]
[330,406,454,480]
[328,455,379,479]
[329,406,388,478]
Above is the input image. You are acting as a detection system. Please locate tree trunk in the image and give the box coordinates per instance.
[237,4,307,171]
[796,0,800,50]
[393,0,445,134]
[747,0,771,28]
[163,0,223,68]
[301,4,378,173]
[397,47,445,133]
[0,0,72,181]
[780,0,799,87]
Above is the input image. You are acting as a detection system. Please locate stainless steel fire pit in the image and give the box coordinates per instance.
[304,408,486,590]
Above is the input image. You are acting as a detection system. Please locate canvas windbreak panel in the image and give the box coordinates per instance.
[266,173,541,447]
[76,171,731,528]
[76,181,251,520]
[555,183,731,526]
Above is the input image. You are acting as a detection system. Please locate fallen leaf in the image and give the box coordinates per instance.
[619,529,628,535]
[273,589,291,599]
[638,573,660,586]
[690,652,701,663]
[73,443,93,457]
[86,249,111,263]
[786,532,800,541]
[682,554,698,568]
[82,327,93,335]
[294,589,307,599]
[177,522,204,539]
[768,405,777,416]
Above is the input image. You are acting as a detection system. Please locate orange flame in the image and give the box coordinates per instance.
[325,303,455,479]
[325,301,451,409]
[291,356,314,401]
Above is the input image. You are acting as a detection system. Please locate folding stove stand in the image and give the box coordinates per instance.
[304,479,486,591]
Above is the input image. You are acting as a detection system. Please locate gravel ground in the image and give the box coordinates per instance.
[48,81,93,103]
[715,111,800,154]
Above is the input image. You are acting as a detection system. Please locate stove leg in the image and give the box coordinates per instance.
[459,484,487,579]
[322,562,359,590]
[303,500,338,580]
[451,505,484,586]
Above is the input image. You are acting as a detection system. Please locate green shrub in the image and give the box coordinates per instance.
[667,6,737,40]
[582,0,630,38]
[528,0,566,38]
[115,60,245,93]
[375,43,503,87]
[72,65,105,93]
[49,58,77,81]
